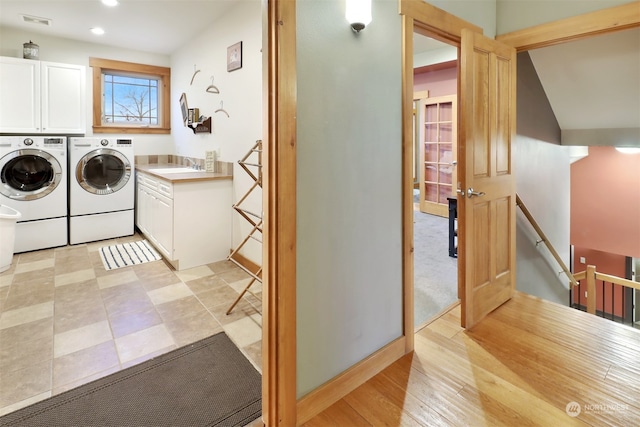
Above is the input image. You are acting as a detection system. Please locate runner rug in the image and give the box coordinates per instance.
[99,239,162,270]
[0,332,262,427]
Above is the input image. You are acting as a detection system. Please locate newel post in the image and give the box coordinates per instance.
[586,265,596,315]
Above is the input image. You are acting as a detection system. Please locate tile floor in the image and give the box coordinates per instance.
[0,233,262,417]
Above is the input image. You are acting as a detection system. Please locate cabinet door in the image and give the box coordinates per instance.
[153,195,173,258]
[136,185,151,234]
[418,95,457,217]
[41,61,86,134]
[0,57,40,133]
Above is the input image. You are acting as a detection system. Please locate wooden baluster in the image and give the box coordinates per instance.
[586,265,596,315]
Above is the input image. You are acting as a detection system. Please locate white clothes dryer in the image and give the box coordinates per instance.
[69,137,135,244]
[0,136,68,252]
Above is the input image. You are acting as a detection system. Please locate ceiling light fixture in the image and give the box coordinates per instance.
[615,147,640,154]
[90,27,105,35]
[101,0,119,6]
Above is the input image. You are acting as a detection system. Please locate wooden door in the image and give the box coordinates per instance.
[459,29,517,329]
[418,95,457,217]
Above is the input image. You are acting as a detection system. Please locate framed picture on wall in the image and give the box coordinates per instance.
[227,41,242,72]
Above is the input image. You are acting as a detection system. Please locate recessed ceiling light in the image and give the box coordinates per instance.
[615,147,640,154]
[90,27,105,35]
[101,0,119,6]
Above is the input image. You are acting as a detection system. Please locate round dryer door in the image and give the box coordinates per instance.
[76,148,131,195]
[0,149,62,200]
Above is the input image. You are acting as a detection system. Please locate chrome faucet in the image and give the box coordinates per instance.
[185,157,199,170]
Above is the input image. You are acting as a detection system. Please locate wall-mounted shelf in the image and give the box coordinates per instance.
[189,116,211,134]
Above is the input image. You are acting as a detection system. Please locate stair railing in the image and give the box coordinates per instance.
[574,265,640,319]
[516,194,579,288]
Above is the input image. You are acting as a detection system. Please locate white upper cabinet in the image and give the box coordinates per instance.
[0,57,40,133]
[41,61,86,134]
[0,57,86,134]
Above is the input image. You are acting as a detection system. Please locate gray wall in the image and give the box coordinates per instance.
[515,52,572,306]
[429,0,497,37]
[296,0,403,398]
[516,52,561,144]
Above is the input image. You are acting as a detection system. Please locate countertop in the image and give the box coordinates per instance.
[136,164,233,183]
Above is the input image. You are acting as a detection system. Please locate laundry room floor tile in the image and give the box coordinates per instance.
[54,268,96,287]
[0,233,261,416]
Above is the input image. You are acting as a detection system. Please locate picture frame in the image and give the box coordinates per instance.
[179,93,188,126]
[227,41,242,72]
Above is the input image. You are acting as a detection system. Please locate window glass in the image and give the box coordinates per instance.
[103,73,159,125]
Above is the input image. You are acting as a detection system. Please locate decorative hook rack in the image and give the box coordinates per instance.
[190,64,201,85]
[206,76,220,94]
[215,101,230,118]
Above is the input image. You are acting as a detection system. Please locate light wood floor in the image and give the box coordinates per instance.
[303,292,640,426]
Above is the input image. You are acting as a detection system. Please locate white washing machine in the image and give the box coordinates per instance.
[0,136,68,252]
[69,137,135,244]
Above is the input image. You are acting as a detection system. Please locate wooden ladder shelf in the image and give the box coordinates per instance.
[226,140,263,315]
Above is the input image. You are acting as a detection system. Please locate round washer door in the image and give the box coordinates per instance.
[0,149,62,201]
[76,148,131,195]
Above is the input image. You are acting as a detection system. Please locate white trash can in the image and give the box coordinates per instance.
[0,205,21,273]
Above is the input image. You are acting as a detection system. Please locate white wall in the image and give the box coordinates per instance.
[170,0,263,265]
[0,26,174,155]
[496,0,631,34]
[414,45,457,68]
[296,0,404,398]
[170,0,262,163]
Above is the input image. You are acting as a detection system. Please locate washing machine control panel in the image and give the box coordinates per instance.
[116,139,132,147]
[100,139,109,146]
[43,138,65,146]
[17,137,65,148]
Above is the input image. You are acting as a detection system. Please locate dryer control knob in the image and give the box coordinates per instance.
[100,139,109,146]
[23,138,34,146]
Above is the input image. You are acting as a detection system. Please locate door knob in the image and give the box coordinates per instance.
[467,188,486,198]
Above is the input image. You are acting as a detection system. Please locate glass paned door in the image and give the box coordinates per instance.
[418,95,457,217]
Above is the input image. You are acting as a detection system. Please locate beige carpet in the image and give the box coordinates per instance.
[413,207,458,327]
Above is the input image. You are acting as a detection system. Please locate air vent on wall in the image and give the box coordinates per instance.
[20,14,52,26]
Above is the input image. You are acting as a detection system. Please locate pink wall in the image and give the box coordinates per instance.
[413,66,457,97]
[571,146,640,258]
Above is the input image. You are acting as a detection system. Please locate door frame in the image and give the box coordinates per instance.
[400,0,482,352]
[262,1,297,426]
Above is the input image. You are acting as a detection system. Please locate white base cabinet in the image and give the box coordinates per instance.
[0,56,86,134]
[136,171,232,270]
